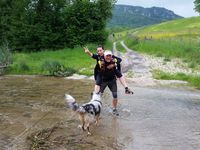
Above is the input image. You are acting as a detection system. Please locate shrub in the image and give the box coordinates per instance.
[42,60,63,75]
[163,57,171,62]
[0,43,12,65]
[42,60,76,76]
[188,62,197,69]
[18,61,30,71]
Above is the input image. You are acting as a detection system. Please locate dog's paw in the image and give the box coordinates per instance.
[95,121,99,126]
[87,132,92,136]
[78,125,82,129]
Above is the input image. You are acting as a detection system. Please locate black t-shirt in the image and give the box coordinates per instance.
[92,54,122,73]
[92,54,104,72]
[102,61,116,82]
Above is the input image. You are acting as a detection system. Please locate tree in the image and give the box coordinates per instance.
[0,0,116,51]
[194,0,200,13]
[0,0,13,45]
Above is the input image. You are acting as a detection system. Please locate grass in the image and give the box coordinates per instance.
[124,37,200,66]
[111,16,200,89]
[115,41,126,53]
[7,41,113,76]
[153,70,200,89]
[130,17,200,39]
[8,48,92,75]
[122,17,200,61]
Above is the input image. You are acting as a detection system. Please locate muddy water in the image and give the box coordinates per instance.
[0,76,200,150]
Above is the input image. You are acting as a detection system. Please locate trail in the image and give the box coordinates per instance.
[108,41,200,150]
[113,41,155,86]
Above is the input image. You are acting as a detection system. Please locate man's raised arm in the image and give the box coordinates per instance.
[83,47,93,57]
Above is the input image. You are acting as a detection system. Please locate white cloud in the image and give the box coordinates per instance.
[116,0,199,17]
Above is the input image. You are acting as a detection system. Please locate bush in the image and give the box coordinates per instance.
[63,67,77,77]
[0,43,12,65]
[189,76,200,89]
[163,57,171,62]
[42,60,76,76]
[188,62,197,69]
[18,61,30,71]
[42,60,63,76]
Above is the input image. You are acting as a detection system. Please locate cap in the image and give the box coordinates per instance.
[104,50,112,56]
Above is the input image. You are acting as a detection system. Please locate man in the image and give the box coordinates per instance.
[99,50,133,116]
[83,46,133,95]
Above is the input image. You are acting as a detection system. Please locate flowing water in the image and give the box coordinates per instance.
[0,76,200,150]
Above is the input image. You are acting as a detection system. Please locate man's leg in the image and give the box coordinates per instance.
[108,79,119,116]
[95,73,103,93]
[99,81,108,95]
[112,98,118,109]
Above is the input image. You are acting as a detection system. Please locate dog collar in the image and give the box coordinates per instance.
[94,100,102,105]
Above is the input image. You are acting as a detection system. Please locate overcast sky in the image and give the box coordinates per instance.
[116,0,199,17]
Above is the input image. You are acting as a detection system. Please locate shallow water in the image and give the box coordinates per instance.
[0,76,200,150]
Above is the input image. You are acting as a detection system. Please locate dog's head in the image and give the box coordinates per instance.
[91,92,101,101]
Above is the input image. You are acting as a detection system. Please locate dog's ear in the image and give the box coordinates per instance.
[65,94,75,103]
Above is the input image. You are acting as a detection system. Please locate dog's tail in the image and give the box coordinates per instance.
[65,94,79,111]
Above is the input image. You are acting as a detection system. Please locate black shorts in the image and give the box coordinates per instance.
[95,73,103,86]
[94,68,102,86]
[100,79,117,99]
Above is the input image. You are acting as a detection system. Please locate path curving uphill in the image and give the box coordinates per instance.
[113,41,155,86]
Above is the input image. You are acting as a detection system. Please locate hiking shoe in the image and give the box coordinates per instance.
[125,87,134,94]
[112,109,119,116]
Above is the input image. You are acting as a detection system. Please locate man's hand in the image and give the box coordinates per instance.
[83,47,90,53]
[125,87,134,94]
[107,64,115,69]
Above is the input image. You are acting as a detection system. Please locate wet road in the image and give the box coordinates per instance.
[0,76,200,150]
[115,83,200,150]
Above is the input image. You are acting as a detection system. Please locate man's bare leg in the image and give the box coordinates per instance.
[94,85,100,94]
[112,98,119,116]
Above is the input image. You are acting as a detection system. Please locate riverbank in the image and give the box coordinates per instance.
[6,47,95,76]
[143,54,200,89]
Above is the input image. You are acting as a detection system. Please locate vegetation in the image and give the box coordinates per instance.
[7,46,93,76]
[153,70,200,89]
[0,43,12,66]
[114,16,200,89]
[115,42,126,53]
[6,41,112,76]
[122,17,200,66]
[194,0,200,13]
[108,5,182,28]
[0,0,116,52]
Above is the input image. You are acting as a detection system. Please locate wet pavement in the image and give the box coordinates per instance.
[0,76,200,150]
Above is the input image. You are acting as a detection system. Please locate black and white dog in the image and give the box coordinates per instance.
[65,92,102,135]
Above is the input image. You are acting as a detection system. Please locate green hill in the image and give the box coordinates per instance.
[108,4,183,28]
[134,16,200,38]
[118,16,200,69]
[118,16,200,89]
